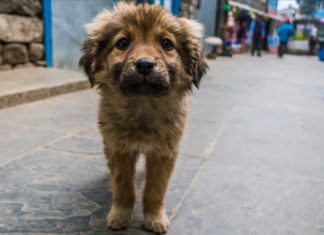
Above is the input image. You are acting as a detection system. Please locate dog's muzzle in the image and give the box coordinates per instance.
[120,59,169,97]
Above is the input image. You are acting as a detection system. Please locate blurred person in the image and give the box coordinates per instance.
[250,15,265,57]
[309,25,318,55]
[222,26,234,57]
[318,19,324,61]
[277,19,294,58]
[237,22,247,50]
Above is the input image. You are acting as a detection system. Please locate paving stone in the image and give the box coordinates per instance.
[179,118,223,157]
[0,146,203,234]
[72,123,102,140]
[166,155,203,216]
[0,122,62,165]
[169,163,324,235]
[228,105,300,136]
[209,124,324,180]
[296,112,324,140]
[0,91,97,132]
[0,149,109,233]
[45,135,103,155]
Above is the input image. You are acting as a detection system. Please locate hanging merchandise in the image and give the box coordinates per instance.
[227,11,235,27]
[318,19,324,62]
[224,3,231,13]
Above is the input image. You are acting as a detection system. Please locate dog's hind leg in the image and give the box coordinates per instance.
[143,153,176,234]
[105,148,138,230]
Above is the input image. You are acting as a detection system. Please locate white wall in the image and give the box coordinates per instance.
[51,0,114,70]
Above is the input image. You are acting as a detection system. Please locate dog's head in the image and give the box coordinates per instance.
[79,2,207,97]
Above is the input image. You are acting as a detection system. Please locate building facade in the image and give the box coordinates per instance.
[0,0,220,71]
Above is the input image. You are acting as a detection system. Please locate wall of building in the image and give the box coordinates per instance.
[51,0,217,70]
[51,0,114,70]
[0,0,44,70]
[196,0,218,37]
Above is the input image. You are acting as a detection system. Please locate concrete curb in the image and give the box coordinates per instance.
[0,80,89,110]
[0,67,90,110]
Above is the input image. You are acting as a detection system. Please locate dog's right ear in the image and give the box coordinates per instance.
[79,9,113,87]
[79,39,97,87]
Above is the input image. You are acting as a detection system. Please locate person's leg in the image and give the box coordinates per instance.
[310,41,315,55]
[278,42,283,58]
[257,39,262,57]
[252,36,258,56]
[251,43,255,56]
[282,42,287,57]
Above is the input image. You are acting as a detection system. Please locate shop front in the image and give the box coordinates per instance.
[220,0,282,55]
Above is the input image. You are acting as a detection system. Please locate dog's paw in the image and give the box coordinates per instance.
[107,207,132,230]
[144,211,170,234]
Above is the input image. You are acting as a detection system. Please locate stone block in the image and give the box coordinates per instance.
[0,0,41,16]
[35,60,46,67]
[2,43,28,64]
[0,14,43,43]
[0,64,12,71]
[29,43,44,62]
[15,62,35,69]
[0,43,2,65]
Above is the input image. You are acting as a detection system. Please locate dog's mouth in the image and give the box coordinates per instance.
[119,73,170,97]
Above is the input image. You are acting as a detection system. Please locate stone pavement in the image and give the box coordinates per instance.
[1,54,324,235]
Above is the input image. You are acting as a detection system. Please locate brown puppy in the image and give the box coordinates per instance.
[79,2,207,233]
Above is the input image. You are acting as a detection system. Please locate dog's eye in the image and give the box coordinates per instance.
[161,39,173,51]
[116,38,130,50]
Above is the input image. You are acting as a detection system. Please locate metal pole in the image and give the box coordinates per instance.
[43,0,53,67]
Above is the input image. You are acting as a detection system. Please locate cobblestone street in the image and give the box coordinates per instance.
[1,54,324,235]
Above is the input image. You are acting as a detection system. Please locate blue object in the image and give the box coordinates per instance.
[43,0,53,67]
[267,36,278,47]
[171,0,180,16]
[277,23,294,43]
[319,48,324,62]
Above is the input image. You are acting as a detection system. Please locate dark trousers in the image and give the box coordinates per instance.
[309,37,316,55]
[251,36,262,56]
[278,41,287,57]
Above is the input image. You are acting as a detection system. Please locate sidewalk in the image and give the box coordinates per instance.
[0,54,324,235]
[0,68,88,109]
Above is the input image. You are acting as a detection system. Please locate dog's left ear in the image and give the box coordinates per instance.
[178,18,208,88]
[192,53,208,88]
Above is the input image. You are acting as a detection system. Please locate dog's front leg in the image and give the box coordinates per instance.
[105,148,137,230]
[143,153,176,233]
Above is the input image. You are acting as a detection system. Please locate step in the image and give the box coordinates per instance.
[0,68,89,109]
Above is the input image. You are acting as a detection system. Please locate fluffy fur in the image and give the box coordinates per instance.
[79,2,207,233]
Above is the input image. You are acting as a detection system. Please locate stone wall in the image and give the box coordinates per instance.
[0,0,44,70]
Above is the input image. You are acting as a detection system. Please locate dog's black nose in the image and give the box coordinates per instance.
[135,59,155,76]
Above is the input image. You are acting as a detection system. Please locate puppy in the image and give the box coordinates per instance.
[79,2,207,233]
